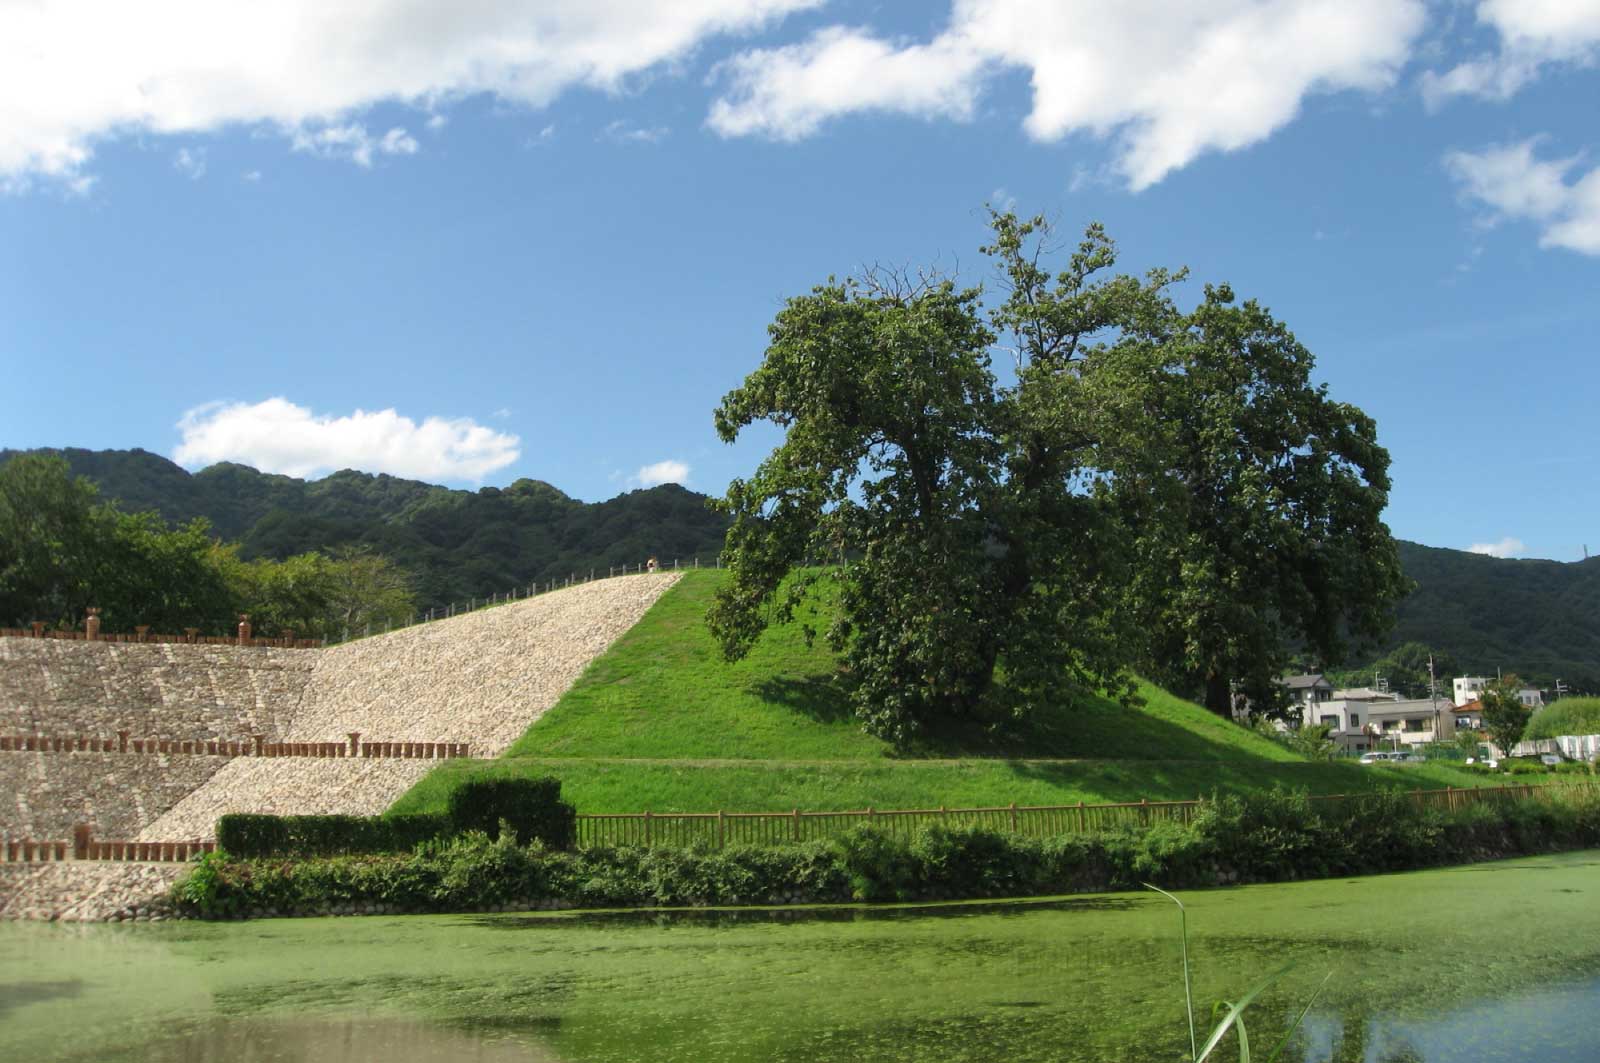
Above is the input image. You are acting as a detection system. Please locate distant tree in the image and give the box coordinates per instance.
[1480,675,1533,757]
[89,509,236,633]
[0,454,103,627]
[324,545,414,639]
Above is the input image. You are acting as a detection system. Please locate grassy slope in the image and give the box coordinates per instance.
[392,570,1492,815]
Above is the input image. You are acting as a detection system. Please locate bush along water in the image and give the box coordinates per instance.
[173,784,1600,920]
[215,776,576,858]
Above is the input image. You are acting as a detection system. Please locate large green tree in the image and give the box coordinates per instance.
[710,210,1406,740]
[710,217,1179,741]
[1118,284,1410,716]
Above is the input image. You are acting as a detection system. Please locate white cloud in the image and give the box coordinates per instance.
[173,146,206,180]
[600,120,670,144]
[0,1,819,189]
[1445,139,1600,255]
[1467,536,1525,558]
[632,459,691,487]
[1423,0,1600,105]
[290,123,418,167]
[709,1,1425,189]
[708,25,987,140]
[174,398,521,483]
[242,169,262,182]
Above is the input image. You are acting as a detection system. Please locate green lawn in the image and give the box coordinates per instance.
[391,569,1495,816]
[389,754,1497,815]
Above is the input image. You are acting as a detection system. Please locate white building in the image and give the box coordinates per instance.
[1453,677,1543,709]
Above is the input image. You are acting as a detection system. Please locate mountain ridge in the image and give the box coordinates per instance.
[6,447,1596,689]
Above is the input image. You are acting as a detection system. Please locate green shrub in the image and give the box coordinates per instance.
[1525,697,1600,741]
[175,785,1600,921]
[912,825,1043,898]
[1553,760,1593,775]
[833,826,919,901]
[217,812,450,858]
[1505,759,1549,776]
[446,777,577,849]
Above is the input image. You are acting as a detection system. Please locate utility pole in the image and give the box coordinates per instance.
[1429,654,1440,745]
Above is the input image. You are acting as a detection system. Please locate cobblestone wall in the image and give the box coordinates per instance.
[0,751,229,838]
[0,640,313,740]
[288,573,681,755]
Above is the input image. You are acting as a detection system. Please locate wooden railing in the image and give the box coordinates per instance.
[574,782,1592,849]
[6,783,1586,865]
[0,732,469,759]
[1,626,321,648]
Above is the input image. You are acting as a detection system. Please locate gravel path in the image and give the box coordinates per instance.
[287,573,679,755]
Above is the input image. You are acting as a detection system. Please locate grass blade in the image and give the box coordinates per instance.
[1195,963,1295,1062]
[1144,883,1196,1061]
[1262,969,1333,1063]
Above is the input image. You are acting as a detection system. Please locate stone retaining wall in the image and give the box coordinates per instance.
[138,759,438,840]
[0,640,312,740]
[0,863,184,921]
[0,573,685,916]
[0,751,229,839]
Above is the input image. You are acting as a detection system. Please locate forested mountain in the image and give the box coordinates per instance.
[1383,541,1600,692]
[5,448,1597,688]
[1,448,729,610]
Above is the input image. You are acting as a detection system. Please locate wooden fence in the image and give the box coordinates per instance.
[0,732,468,759]
[575,782,1588,850]
[5,783,1586,865]
[0,826,215,864]
[0,626,321,648]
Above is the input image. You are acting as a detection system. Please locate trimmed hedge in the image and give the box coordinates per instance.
[216,775,575,858]
[178,784,1600,919]
[217,813,450,858]
[446,777,576,849]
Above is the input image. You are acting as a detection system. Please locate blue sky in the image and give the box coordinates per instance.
[3,1,1597,560]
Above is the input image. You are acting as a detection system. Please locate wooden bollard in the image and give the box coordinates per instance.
[73,824,91,860]
[22,841,36,861]
[348,732,361,757]
[118,730,129,753]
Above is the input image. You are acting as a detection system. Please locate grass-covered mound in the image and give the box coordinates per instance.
[391,570,1493,816]
[1525,697,1600,740]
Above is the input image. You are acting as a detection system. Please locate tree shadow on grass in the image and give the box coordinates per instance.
[905,689,1286,762]
[750,675,856,725]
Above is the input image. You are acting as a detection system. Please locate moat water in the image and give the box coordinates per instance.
[3,851,1598,1062]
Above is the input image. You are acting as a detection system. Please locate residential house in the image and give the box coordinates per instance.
[1453,676,1543,709]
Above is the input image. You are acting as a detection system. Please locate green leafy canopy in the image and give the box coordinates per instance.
[709,209,1408,743]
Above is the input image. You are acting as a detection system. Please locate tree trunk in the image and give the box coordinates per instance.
[1204,672,1233,719]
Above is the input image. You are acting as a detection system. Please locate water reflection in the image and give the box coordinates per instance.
[466,894,1139,932]
[80,1016,565,1063]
